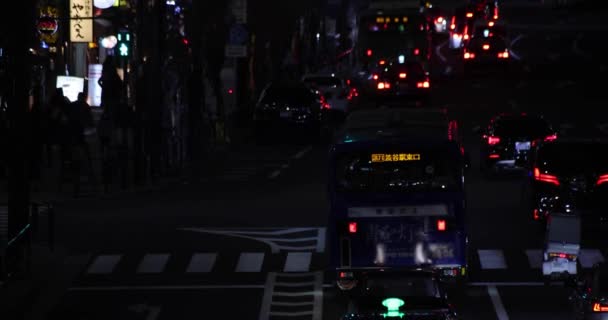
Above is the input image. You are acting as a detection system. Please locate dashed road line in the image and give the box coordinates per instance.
[435,40,448,64]
[268,169,281,179]
[488,285,510,320]
[292,146,313,159]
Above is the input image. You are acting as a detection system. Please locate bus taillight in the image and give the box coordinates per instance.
[437,219,446,231]
[348,222,358,233]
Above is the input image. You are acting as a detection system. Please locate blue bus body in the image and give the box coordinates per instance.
[328,134,467,282]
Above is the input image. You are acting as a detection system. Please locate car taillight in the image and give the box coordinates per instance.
[437,17,444,23]
[450,23,456,29]
[483,44,490,50]
[593,302,608,312]
[498,51,509,58]
[534,167,560,186]
[533,208,540,220]
[416,81,430,88]
[597,174,608,186]
[372,74,379,80]
[489,154,500,159]
[366,49,373,57]
[464,52,474,59]
[466,12,473,18]
[377,82,391,90]
[548,252,577,261]
[437,219,446,231]
[379,59,386,65]
[464,34,469,40]
[493,7,499,20]
[414,48,420,55]
[348,222,357,233]
[487,136,500,145]
[339,271,354,279]
[399,72,407,79]
[544,134,557,142]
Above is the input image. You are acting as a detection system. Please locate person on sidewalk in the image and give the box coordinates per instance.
[67,92,95,188]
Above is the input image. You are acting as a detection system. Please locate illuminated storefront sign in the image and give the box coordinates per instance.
[38,6,60,44]
[70,0,93,42]
[56,76,84,102]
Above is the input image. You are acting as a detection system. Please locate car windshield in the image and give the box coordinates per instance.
[260,87,315,104]
[303,77,342,88]
[538,142,608,173]
[494,117,551,138]
[334,144,462,193]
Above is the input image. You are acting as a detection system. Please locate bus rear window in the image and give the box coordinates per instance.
[334,148,462,193]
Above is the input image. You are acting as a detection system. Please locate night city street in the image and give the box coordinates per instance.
[2,0,608,319]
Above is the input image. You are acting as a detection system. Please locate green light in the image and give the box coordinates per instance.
[381,298,405,318]
[119,43,129,56]
[398,24,405,32]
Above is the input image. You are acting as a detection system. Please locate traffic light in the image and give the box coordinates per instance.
[116,30,131,57]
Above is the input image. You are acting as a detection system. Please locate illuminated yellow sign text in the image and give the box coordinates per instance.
[371,153,421,162]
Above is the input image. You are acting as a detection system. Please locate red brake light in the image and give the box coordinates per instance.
[450,23,456,29]
[416,81,430,88]
[488,21,495,27]
[593,303,608,312]
[489,154,500,159]
[464,34,469,40]
[487,136,500,145]
[533,208,540,220]
[437,219,446,231]
[372,74,379,80]
[498,51,509,58]
[437,17,444,23]
[366,49,373,57]
[466,12,473,18]
[377,82,391,90]
[348,222,357,233]
[464,52,474,59]
[534,167,560,186]
[544,134,557,142]
[597,174,608,186]
[414,48,420,55]
[379,59,386,65]
[399,73,407,79]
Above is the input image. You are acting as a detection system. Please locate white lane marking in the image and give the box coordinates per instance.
[572,34,590,59]
[280,164,289,169]
[478,249,507,269]
[509,34,525,47]
[469,281,564,287]
[293,146,313,159]
[70,284,265,291]
[259,272,276,320]
[129,304,162,320]
[179,227,327,253]
[236,252,265,272]
[268,170,281,179]
[488,285,510,320]
[580,249,604,268]
[525,249,543,269]
[137,254,170,274]
[435,40,448,64]
[284,252,312,272]
[86,254,122,274]
[186,253,217,273]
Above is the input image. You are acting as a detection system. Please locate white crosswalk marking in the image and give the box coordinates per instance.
[137,254,170,274]
[87,254,122,274]
[525,249,543,269]
[284,252,312,272]
[236,252,265,272]
[478,249,507,269]
[186,253,217,273]
[580,249,604,268]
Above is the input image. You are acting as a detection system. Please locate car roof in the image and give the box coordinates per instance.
[344,108,449,130]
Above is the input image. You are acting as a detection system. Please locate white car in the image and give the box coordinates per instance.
[301,73,356,113]
[542,214,580,282]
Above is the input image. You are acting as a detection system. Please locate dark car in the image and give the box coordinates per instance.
[572,263,608,319]
[253,82,328,141]
[340,269,459,320]
[463,36,510,72]
[526,138,608,223]
[373,61,431,106]
[479,113,556,173]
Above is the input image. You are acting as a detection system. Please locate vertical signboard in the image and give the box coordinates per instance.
[88,64,103,106]
[70,0,93,42]
[231,0,247,24]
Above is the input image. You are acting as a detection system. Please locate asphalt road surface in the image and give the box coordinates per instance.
[42,7,608,320]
